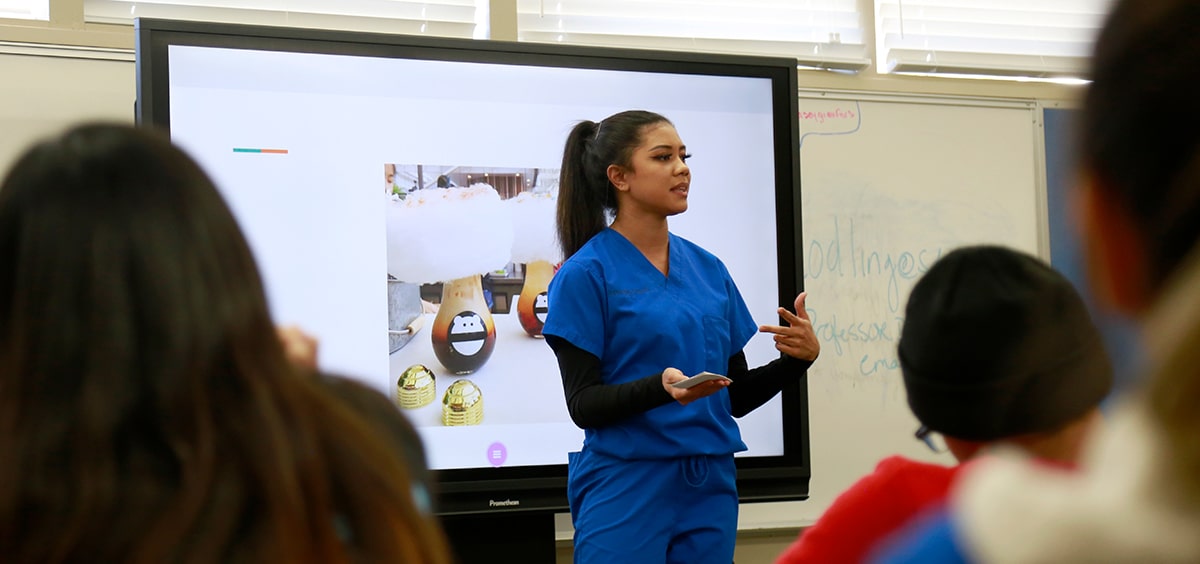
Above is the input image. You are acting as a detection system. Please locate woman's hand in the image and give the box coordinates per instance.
[758,292,820,361]
[662,367,730,405]
[277,325,319,370]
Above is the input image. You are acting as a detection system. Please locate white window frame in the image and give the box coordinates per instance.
[874,0,1114,79]
[515,0,871,71]
[0,0,50,20]
[82,0,487,39]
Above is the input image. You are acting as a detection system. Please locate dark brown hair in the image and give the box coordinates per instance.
[0,124,451,563]
[556,110,671,258]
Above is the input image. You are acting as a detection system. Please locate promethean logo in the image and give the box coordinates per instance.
[489,499,520,507]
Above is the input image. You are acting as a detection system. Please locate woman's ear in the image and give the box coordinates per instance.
[607,164,629,193]
[1076,171,1152,314]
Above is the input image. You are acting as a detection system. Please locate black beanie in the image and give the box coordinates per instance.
[898,245,1113,442]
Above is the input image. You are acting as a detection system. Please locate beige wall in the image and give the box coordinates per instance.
[0,51,134,174]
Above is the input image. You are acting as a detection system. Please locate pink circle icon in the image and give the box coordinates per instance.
[487,442,508,467]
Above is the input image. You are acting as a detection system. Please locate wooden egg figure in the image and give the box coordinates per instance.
[517,259,554,337]
[431,274,496,374]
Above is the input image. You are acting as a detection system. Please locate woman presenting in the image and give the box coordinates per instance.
[543,110,819,564]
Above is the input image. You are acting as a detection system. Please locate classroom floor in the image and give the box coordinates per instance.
[553,528,802,564]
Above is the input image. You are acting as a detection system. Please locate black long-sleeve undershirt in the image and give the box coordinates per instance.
[546,335,813,429]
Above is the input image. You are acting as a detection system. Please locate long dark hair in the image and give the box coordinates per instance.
[1085,0,1200,503]
[0,124,451,563]
[556,110,671,258]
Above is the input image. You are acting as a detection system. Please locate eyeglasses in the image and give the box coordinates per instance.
[914,425,947,454]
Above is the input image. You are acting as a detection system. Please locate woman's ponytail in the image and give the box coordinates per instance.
[557,120,608,259]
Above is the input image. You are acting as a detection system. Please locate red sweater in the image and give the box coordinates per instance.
[775,456,963,564]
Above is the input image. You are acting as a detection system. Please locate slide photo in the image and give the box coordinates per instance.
[383,162,565,431]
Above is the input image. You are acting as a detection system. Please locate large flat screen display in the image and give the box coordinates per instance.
[135,18,809,515]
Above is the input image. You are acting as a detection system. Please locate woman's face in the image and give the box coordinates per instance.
[611,122,691,218]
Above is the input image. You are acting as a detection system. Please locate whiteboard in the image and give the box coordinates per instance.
[739,93,1046,530]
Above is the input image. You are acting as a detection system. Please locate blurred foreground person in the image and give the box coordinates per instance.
[0,124,451,563]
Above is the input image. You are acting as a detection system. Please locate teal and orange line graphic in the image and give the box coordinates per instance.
[232,147,289,154]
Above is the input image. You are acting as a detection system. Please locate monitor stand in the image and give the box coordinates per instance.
[441,510,558,563]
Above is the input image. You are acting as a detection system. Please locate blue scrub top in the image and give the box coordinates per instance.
[543,228,758,459]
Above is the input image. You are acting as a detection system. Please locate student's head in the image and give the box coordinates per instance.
[385,163,397,189]
[898,246,1112,463]
[557,109,683,258]
[0,124,276,396]
[1078,0,1200,315]
[0,124,449,562]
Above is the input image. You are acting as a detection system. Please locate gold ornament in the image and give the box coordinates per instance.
[442,379,484,426]
[396,364,437,409]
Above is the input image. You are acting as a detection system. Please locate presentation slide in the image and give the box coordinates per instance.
[166,45,784,470]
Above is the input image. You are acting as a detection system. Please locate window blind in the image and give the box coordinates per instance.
[875,0,1114,78]
[84,0,483,38]
[516,0,869,70]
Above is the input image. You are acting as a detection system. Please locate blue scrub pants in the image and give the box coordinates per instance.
[568,448,738,564]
